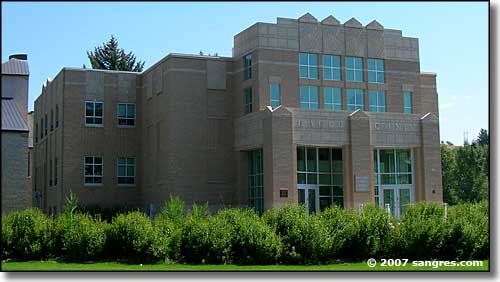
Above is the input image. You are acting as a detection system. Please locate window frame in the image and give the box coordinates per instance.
[54,157,58,186]
[345,56,364,82]
[244,53,252,80]
[404,91,413,113]
[322,55,341,81]
[297,146,344,209]
[49,159,53,187]
[244,87,252,114]
[85,101,104,127]
[368,90,386,112]
[117,103,136,127]
[248,149,264,214]
[50,109,54,131]
[117,157,136,186]
[323,87,342,110]
[300,86,319,110]
[84,156,103,186]
[55,105,59,128]
[44,114,48,135]
[299,53,319,79]
[269,83,281,108]
[367,58,385,84]
[346,89,364,111]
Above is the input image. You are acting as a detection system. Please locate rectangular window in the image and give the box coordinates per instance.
[368,59,385,83]
[323,87,342,110]
[369,90,386,112]
[28,151,31,177]
[300,86,319,110]
[374,149,413,209]
[269,83,281,108]
[50,109,54,131]
[40,118,43,139]
[85,101,104,126]
[346,89,364,111]
[35,123,38,143]
[49,159,52,186]
[117,103,136,126]
[55,105,59,128]
[54,158,58,185]
[345,57,363,82]
[244,53,252,80]
[117,157,135,185]
[84,156,103,185]
[244,87,252,114]
[297,147,344,210]
[404,91,413,113]
[248,149,264,214]
[299,53,318,79]
[44,114,48,135]
[323,55,341,81]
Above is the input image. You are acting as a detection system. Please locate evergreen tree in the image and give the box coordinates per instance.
[473,128,489,146]
[87,35,145,72]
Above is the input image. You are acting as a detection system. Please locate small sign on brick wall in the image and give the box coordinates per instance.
[355,175,370,192]
[280,189,288,198]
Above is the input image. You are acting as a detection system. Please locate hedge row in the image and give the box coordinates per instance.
[1,200,489,264]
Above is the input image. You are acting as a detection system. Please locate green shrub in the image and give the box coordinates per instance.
[446,201,489,260]
[153,215,183,262]
[217,209,282,265]
[393,202,448,260]
[180,214,232,264]
[76,205,139,223]
[159,196,186,224]
[263,204,332,264]
[3,208,57,260]
[58,213,107,261]
[2,214,13,259]
[319,205,361,261]
[353,204,394,259]
[106,211,166,263]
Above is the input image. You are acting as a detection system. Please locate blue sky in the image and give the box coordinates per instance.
[1,2,488,145]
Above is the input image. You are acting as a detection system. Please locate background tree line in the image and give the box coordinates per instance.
[441,129,489,205]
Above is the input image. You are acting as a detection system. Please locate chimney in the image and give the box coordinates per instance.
[9,54,28,60]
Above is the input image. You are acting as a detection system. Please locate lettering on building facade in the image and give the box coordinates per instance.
[295,119,346,130]
[373,122,417,132]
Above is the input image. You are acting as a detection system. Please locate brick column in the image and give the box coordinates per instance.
[262,107,294,209]
[348,110,374,209]
[420,113,443,202]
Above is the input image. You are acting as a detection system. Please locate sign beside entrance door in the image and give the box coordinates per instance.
[355,175,369,192]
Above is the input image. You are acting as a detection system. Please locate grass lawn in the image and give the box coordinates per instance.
[1,260,489,271]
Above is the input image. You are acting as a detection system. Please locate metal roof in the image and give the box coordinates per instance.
[2,98,28,132]
[1,58,29,76]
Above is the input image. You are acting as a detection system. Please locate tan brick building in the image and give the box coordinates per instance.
[33,13,442,218]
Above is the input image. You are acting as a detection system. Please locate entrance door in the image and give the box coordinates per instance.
[298,185,319,214]
[381,185,413,219]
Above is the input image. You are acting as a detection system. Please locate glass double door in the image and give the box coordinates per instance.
[380,184,413,219]
[298,184,319,214]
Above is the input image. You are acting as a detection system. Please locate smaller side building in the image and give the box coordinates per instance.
[1,54,31,213]
[2,97,29,213]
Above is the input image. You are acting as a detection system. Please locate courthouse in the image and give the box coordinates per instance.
[32,13,442,218]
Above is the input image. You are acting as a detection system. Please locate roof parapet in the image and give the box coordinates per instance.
[321,15,341,26]
[344,17,363,28]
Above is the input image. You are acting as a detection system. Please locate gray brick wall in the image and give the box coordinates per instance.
[2,131,29,213]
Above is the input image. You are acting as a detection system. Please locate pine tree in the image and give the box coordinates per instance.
[87,35,145,72]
